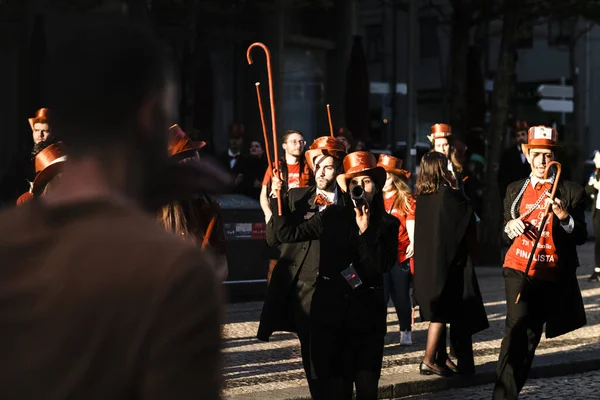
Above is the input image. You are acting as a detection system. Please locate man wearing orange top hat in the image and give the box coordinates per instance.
[265,147,398,399]
[498,121,531,199]
[158,124,228,281]
[257,136,346,397]
[29,108,53,145]
[493,126,587,400]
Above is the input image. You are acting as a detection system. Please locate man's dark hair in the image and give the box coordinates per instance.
[47,18,176,153]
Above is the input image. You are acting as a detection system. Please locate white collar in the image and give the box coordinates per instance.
[447,160,454,172]
[316,187,338,205]
[530,174,552,189]
[228,148,240,157]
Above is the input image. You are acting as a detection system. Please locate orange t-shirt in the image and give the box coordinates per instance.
[504,182,558,281]
[384,194,415,263]
[262,163,310,189]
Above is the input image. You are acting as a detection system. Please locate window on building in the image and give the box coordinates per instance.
[548,18,575,46]
[419,16,439,59]
[365,24,383,63]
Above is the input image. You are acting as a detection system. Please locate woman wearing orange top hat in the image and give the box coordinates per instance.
[377,154,415,346]
[270,150,398,399]
[428,124,465,193]
[158,124,228,281]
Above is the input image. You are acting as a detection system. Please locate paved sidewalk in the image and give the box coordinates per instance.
[407,369,600,399]
[223,242,600,399]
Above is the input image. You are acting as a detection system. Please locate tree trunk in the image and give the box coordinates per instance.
[447,5,470,138]
[478,0,519,265]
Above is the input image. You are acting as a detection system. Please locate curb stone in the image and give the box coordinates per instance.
[224,356,600,400]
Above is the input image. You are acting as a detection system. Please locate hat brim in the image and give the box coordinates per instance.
[32,160,65,196]
[170,141,206,161]
[305,148,346,171]
[379,165,411,179]
[28,118,34,131]
[336,166,387,193]
[427,133,452,143]
[521,143,559,155]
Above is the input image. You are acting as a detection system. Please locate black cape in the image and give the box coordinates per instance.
[413,185,488,334]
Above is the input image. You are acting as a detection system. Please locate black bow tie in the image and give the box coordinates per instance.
[229,154,239,160]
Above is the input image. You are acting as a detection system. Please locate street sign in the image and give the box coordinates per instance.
[537,84,573,99]
[537,99,574,113]
[370,82,407,95]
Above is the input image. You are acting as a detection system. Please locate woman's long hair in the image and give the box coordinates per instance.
[385,173,413,215]
[433,137,463,174]
[158,200,200,241]
[415,152,457,195]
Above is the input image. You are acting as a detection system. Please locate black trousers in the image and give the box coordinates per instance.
[493,268,557,400]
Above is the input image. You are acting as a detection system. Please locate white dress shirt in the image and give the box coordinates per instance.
[228,148,240,169]
[316,187,338,212]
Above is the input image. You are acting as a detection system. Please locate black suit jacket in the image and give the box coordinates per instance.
[504,179,587,338]
[268,191,398,334]
[217,151,254,197]
[498,146,531,198]
[257,186,318,341]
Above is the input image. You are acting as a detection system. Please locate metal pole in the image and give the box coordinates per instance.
[407,0,417,175]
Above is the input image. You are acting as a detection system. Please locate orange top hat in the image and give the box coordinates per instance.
[377,154,411,179]
[427,123,452,143]
[305,136,347,171]
[521,125,558,154]
[28,108,50,131]
[16,192,34,206]
[168,124,206,159]
[336,151,386,193]
[32,142,67,196]
[515,120,528,132]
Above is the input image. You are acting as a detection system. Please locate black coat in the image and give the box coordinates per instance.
[504,179,588,338]
[414,185,489,334]
[266,191,398,334]
[498,145,531,199]
[257,186,317,341]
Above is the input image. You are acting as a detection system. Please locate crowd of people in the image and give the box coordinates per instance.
[0,17,596,400]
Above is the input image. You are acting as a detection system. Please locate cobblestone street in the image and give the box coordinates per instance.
[407,369,600,399]
[223,241,600,399]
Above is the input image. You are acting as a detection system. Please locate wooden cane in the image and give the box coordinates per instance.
[515,161,562,304]
[201,216,216,250]
[247,42,282,215]
[254,82,274,173]
[326,104,334,137]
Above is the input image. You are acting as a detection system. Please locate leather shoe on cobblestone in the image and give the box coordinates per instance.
[419,362,452,377]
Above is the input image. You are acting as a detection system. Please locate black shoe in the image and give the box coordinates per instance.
[588,272,599,283]
[419,362,453,377]
[445,360,475,375]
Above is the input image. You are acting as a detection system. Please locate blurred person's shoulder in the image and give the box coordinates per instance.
[0,198,217,290]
